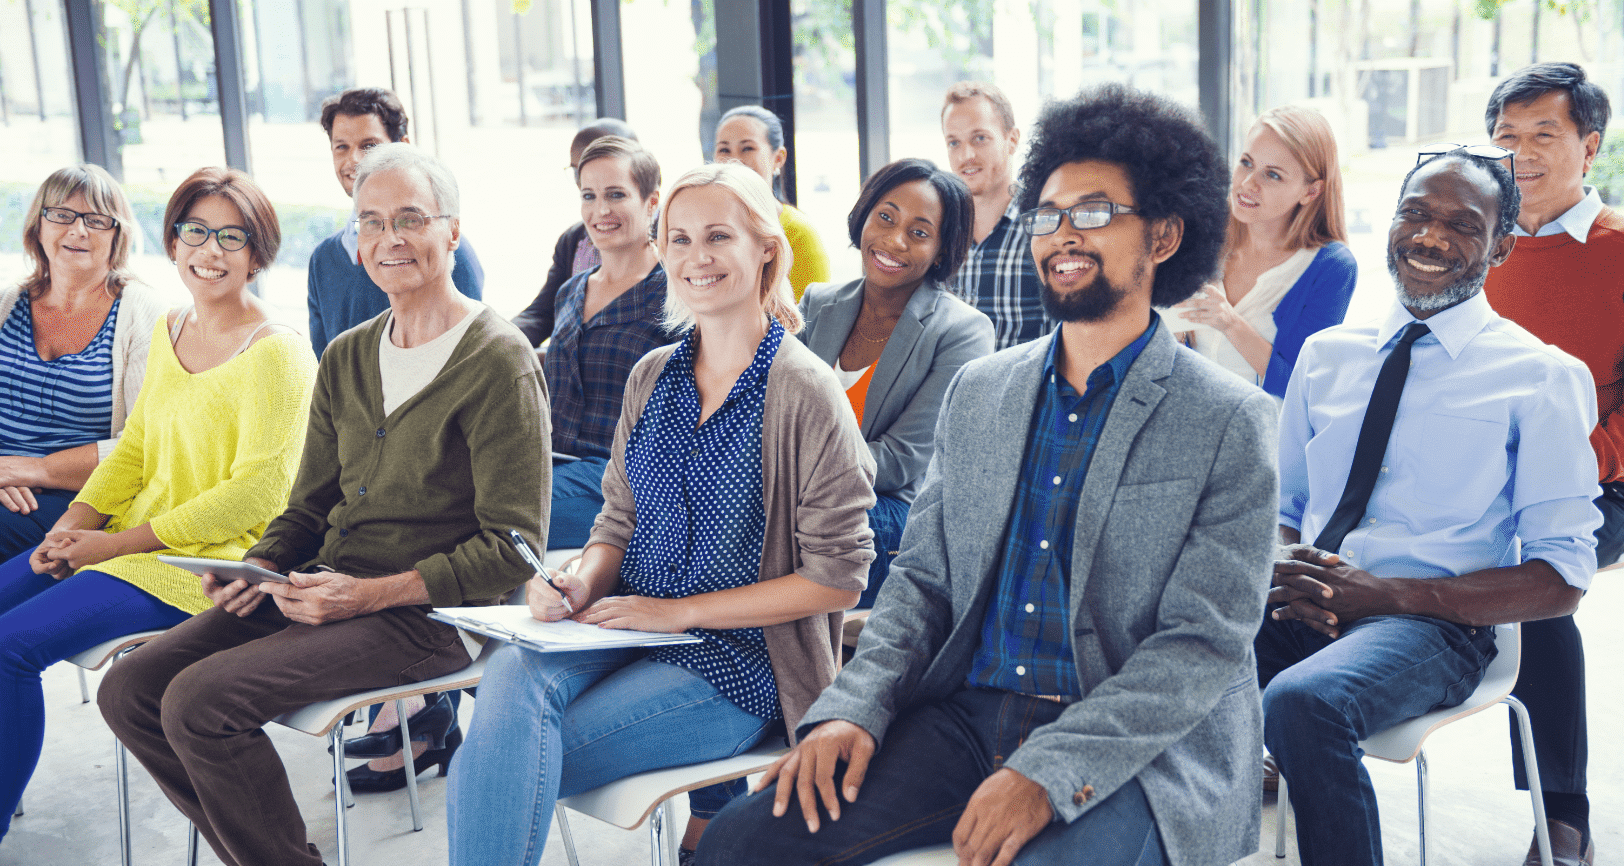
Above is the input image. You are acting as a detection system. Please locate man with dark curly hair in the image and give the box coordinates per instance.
[696,83,1279,866]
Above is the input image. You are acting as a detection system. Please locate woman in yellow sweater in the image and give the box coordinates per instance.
[713,106,830,300]
[0,167,316,840]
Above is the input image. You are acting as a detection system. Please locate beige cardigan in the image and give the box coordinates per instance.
[589,332,877,739]
[0,282,168,461]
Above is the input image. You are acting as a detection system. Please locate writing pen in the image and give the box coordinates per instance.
[508,530,574,615]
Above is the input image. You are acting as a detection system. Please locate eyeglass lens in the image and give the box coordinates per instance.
[43,207,117,231]
[176,222,251,251]
[1023,204,1119,235]
[358,215,434,236]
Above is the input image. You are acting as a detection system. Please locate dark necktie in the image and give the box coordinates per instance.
[1313,322,1432,553]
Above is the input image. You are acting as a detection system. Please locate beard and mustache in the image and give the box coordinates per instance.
[1386,246,1490,312]
[1037,249,1148,323]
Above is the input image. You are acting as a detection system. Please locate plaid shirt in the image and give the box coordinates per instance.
[966,319,1158,698]
[947,200,1052,351]
[544,265,672,460]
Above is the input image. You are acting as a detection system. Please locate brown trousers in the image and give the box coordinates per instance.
[97,601,471,866]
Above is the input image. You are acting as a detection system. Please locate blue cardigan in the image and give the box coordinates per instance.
[1262,242,1357,397]
[306,231,485,357]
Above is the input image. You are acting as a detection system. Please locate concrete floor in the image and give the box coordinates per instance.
[6,575,1619,866]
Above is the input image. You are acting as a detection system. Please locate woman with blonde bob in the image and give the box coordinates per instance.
[448,163,875,866]
[0,165,167,560]
[1171,104,1357,397]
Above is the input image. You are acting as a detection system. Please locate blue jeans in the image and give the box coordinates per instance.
[549,456,609,550]
[446,644,773,866]
[698,689,1168,866]
[0,489,76,562]
[857,494,909,610]
[0,550,190,838]
[1256,614,1496,866]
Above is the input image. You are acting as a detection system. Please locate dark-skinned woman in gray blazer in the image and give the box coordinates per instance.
[799,158,994,607]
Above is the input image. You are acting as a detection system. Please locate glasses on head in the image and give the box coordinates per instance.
[174,222,251,252]
[1415,143,1516,176]
[355,214,452,237]
[1018,201,1139,236]
[42,207,118,232]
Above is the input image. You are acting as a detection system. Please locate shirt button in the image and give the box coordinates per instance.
[339,529,349,537]
[1052,476,1062,486]
[358,486,367,496]
[1016,665,1027,676]
[1068,413,1078,423]
[1026,603,1036,613]
[1367,518,1376,525]
[1381,466,1389,473]
[1039,540,1049,550]
[376,428,386,438]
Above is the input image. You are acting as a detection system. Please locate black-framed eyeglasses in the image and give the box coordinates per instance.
[1018,201,1139,236]
[42,207,118,232]
[355,214,452,237]
[1416,143,1515,177]
[174,222,251,252]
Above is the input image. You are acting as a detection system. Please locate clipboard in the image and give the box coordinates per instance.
[429,605,703,653]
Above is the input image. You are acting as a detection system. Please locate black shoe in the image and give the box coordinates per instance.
[342,726,462,794]
[337,693,456,759]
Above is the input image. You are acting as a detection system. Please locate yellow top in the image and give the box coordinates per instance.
[74,319,318,614]
[781,204,830,302]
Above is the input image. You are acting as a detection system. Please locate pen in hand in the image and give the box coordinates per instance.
[508,530,574,615]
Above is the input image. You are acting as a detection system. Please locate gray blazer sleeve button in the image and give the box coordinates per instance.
[1072,785,1095,806]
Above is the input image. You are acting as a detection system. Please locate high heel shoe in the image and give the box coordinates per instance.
[337,693,456,759]
[343,726,462,794]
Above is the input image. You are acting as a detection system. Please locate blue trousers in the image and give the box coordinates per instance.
[1256,614,1496,866]
[698,689,1168,866]
[856,494,910,610]
[0,489,76,563]
[0,550,190,839]
[447,645,772,866]
[548,456,609,550]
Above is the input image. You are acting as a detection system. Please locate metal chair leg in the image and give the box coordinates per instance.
[116,736,134,866]
[330,726,350,866]
[78,666,90,703]
[1508,696,1553,866]
[1415,749,1429,866]
[647,796,674,866]
[187,821,200,866]
[398,698,424,832]
[1274,775,1290,858]
[555,808,582,866]
[11,797,20,817]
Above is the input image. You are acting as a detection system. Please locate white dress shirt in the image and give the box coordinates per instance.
[1278,290,1602,589]
[1513,186,1603,241]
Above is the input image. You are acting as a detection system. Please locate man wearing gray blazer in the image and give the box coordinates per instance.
[698,84,1277,866]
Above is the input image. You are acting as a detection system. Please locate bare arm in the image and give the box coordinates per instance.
[258,568,433,626]
[574,572,858,633]
[0,443,101,491]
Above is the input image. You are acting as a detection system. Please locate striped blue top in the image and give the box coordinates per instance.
[0,297,119,457]
[619,320,784,719]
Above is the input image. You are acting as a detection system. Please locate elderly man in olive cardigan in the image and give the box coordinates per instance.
[97,144,549,866]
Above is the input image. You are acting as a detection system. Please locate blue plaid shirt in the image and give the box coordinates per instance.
[966,319,1158,697]
[544,265,672,460]
[945,201,1052,350]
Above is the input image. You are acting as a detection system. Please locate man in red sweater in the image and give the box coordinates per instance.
[1483,62,1620,866]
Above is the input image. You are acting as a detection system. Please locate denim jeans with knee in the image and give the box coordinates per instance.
[1257,614,1496,866]
[447,644,772,866]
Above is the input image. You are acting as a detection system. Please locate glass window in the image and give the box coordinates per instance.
[0,0,82,283]
[793,0,862,280]
[622,0,716,187]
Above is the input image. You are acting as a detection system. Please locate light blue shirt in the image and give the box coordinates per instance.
[1279,290,1602,590]
[1513,186,1603,242]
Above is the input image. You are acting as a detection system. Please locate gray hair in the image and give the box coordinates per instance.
[353,142,461,218]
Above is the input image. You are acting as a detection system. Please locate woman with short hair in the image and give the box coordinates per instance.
[713,105,830,300]
[0,165,166,559]
[799,158,993,608]
[0,166,316,841]
[448,162,875,866]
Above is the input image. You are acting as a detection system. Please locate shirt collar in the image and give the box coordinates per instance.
[340,210,360,263]
[1043,316,1159,393]
[1512,186,1602,242]
[1376,290,1494,360]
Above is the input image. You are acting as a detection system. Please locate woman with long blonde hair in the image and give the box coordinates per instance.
[1172,105,1357,396]
[448,163,874,866]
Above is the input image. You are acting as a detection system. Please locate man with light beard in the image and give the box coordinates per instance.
[1260,149,1603,866]
[698,83,1277,866]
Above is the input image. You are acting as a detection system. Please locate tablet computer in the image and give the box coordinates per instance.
[158,555,290,585]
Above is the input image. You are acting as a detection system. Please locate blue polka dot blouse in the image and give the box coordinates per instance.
[618,320,786,720]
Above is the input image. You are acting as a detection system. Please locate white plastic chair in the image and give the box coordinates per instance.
[269,637,495,866]
[553,741,787,866]
[1274,622,1552,866]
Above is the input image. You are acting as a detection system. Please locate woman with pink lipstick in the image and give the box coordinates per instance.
[799,158,993,609]
[1171,105,1356,397]
[0,166,316,842]
[449,163,874,866]
[0,166,167,562]
[713,105,830,301]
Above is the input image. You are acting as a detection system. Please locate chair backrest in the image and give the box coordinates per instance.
[1360,622,1520,763]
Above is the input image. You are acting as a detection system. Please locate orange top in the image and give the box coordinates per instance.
[1483,206,1624,483]
[844,363,877,426]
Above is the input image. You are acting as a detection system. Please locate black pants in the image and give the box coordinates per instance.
[1506,482,1624,795]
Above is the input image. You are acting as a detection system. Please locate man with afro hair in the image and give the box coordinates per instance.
[697,83,1279,866]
